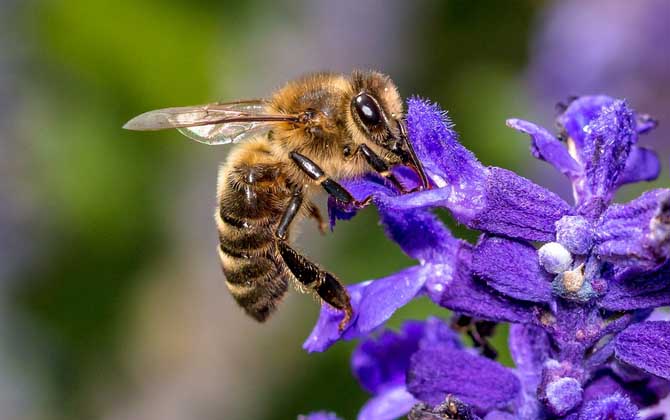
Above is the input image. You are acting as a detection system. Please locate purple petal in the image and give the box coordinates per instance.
[406,97,487,195]
[429,250,538,324]
[405,97,488,222]
[331,173,465,264]
[417,316,463,349]
[595,189,670,274]
[585,339,617,372]
[298,411,343,420]
[509,324,550,419]
[366,183,459,213]
[583,373,627,404]
[303,282,369,353]
[472,236,553,303]
[575,100,637,215]
[352,320,427,394]
[328,174,390,229]
[468,167,573,242]
[353,319,461,420]
[304,264,440,352]
[618,146,661,186]
[558,95,616,148]
[615,321,670,381]
[407,344,521,412]
[599,262,670,311]
[377,199,464,264]
[356,265,431,333]
[635,114,658,135]
[357,385,417,420]
[348,167,572,246]
[506,118,581,179]
[510,323,551,383]
[578,393,639,420]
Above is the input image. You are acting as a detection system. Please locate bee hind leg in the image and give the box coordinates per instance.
[277,241,352,331]
[274,192,352,330]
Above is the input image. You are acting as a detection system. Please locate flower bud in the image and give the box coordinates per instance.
[556,215,593,255]
[538,242,573,273]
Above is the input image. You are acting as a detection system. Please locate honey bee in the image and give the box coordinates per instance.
[123,71,429,330]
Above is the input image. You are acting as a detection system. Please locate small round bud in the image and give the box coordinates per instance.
[538,242,573,273]
[545,377,583,416]
[555,215,593,255]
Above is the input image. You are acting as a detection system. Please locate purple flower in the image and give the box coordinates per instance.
[352,318,458,420]
[528,0,670,156]
[304,96,670,419]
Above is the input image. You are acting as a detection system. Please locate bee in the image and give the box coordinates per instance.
[123,71,429,330]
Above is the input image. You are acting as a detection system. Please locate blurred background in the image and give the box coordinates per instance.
[1,0,668,419]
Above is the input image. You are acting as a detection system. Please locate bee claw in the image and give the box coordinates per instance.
[338,307,353,332]
[353,195,373,208]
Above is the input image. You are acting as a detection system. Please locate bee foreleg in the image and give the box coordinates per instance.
[276,240,352,331]
[357,144,407,192]
[289,151,370,207]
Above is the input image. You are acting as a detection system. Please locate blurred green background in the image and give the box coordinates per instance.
[1,1,667,419]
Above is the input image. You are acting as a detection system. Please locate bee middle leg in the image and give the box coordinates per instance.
[275,188,352,330]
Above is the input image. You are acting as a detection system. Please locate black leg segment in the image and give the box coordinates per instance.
[277,240,320,287]
[321,178,355,203]
[290,151,369,206]
[397,120,430,190]
[358,144,407,192]
[290,151,324,180]
[358,144,389,173]
[277,241,352,330]
[276,188,303,240]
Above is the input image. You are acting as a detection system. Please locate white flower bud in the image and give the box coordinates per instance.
[538,242,573,274]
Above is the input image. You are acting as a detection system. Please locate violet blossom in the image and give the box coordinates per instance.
[302,95,669,419]
[528,0,670,155]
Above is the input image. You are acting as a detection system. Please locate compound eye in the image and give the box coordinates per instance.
[353,93,382,127]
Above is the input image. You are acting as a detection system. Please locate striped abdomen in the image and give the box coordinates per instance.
[215,142,294,321]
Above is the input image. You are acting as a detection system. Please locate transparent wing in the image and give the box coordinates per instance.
[176,119,276,145]
[123,100,299,145]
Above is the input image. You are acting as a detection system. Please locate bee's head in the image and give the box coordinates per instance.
[348,70,404,150]
[348,70,430,189]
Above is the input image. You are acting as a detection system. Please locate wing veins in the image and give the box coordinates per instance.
[123,99,303,145]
